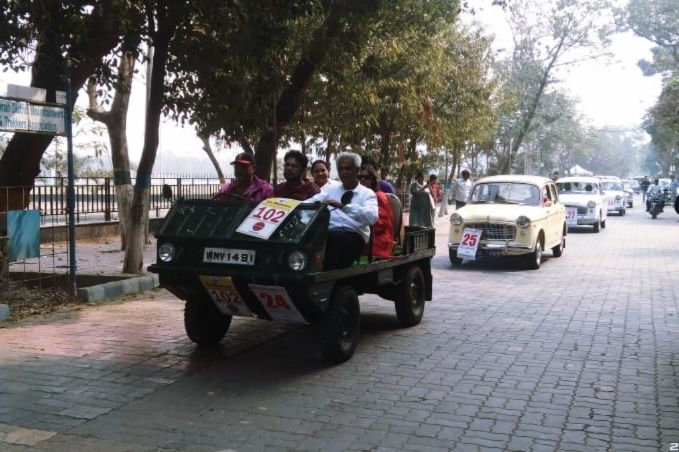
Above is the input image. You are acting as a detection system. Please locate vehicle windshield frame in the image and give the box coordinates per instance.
[469,182,540,206]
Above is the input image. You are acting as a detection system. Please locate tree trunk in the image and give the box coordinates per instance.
[508,36,566,171]
[87,51,135,250]
[199,133,225,184]
[254,8,343,180]
[0,1,132,211]
[123,3,179,274]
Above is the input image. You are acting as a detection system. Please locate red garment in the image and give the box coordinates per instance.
[429,182,442,204]
[371,191,395,258]
[273,179,320,200]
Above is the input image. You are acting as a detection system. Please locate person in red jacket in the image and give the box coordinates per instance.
[358,164,394,259]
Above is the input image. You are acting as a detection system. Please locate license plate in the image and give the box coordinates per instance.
[203,247,255,265]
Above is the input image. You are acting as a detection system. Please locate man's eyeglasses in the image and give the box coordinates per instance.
[358,175,375,180]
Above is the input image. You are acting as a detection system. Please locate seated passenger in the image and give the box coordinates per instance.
[359,164,394,259]
[274,150,320,200]
[306,152,378,270]
[215,152,273,201]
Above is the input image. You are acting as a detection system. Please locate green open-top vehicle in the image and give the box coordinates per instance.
[148,196,434,363]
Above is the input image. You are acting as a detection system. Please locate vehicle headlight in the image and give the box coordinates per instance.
[587,200,596,208]
[615,195,622,201]
[158,243,176,263]
[450,213,463,225]
[288,251,307,271]
[517,215,531,229]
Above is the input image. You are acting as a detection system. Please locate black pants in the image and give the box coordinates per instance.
[324,230,364,270]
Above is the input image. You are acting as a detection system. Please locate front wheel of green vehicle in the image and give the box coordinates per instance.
[395,265,425,327]
[320,285,360,364]
[184,296,232,346]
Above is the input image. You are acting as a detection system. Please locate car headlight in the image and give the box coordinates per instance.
[517,215,531,229]
[158,243,176,263]
[587,200,596,208]
[288,251,307,271]
[450,213,463,225]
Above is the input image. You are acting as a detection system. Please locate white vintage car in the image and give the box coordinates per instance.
[556,176,608,232]
[597,176,626,216]
[448,175,567,270]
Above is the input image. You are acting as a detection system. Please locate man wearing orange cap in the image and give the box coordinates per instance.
[216,152,273,201]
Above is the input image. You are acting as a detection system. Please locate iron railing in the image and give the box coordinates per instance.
[1,177,412,224]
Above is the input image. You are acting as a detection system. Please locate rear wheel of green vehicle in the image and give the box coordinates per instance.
[395,265,425,327]
[320,285,360,364]
[184,295,232,346]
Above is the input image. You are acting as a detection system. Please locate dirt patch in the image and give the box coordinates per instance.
[0,286,80,322]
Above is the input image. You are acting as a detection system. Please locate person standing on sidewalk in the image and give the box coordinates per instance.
[453,170,472,209]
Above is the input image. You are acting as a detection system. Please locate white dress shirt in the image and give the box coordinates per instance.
[306,182,378,243]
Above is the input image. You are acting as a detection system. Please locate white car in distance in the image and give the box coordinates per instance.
[597,176,626,216]
[556,176,608,233]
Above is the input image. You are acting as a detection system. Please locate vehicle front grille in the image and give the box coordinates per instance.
[464,222,516,240]
[564,204,588,214]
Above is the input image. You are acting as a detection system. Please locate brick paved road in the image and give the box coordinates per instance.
[1,197,678,451]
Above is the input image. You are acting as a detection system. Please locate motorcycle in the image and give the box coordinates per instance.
[648,191,665,219]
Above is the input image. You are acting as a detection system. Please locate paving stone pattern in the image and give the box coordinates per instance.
[1,198,678,451]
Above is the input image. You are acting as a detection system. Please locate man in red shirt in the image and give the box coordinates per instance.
[216,152,273,201]
[274,150,319,200]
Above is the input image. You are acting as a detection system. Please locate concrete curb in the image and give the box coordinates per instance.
[77,274,160,303]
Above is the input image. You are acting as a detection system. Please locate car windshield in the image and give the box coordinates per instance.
[601,181,621,191]
[557,181,597,194]
[469,182,540,205]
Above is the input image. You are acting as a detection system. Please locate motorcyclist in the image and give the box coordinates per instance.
[640,176,651,202]
[646,178,663,212]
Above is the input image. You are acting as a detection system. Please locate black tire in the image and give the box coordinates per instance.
[184,295,232,346]
[449,248,463,266]
[395,266,426,327]
[551,230,565,258]
[592,220,600,233]
[320,285,360,364]
[601,218,606,229]
[524,237,542,270]
[620,209,626,216]
[674,196,679,215]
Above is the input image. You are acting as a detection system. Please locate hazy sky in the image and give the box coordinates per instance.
[0,3,664,172]
[467,2,663,131]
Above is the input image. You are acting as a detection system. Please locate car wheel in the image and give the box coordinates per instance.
[319,284,360,364]
[394,265,426,327]
[184,295,232,346]
[592,220,600,233]
[449,248,463,266]
[601,218,606,229]
[524,237,542,270]
[551,230,565,257]
[620,209,626,216]
[674,197,679,215]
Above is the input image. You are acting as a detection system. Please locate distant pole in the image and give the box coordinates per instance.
[64,64,77,297]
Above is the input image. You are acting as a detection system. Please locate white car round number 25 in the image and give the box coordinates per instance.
[457,228,482,260]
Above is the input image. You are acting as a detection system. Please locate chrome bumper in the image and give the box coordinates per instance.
[448,241,533,256]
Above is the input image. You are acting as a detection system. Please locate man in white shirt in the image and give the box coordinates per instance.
[454,170,473,209]
[306,152,378,270]
[646,178,663,212]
